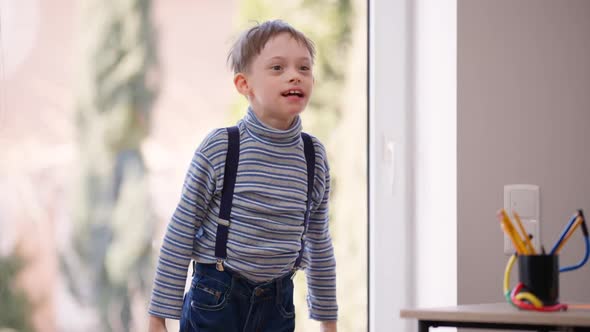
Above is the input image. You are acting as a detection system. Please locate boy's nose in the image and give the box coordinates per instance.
[288,68,302,83]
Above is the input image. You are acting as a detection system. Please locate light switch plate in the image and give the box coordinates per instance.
[509,190,537,219]
[503,184,540,255]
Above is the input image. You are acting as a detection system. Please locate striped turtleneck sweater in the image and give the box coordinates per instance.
[148,108,338,321]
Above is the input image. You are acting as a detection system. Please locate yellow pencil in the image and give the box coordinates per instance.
[513,211,537,255]
[501,222,526,254]
[501,209,530,255]
[555,216,583,254]
[498,209,527,254]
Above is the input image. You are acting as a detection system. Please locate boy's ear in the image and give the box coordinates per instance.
[234,73,251,96]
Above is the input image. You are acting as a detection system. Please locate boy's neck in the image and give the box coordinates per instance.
[250,107,297,130]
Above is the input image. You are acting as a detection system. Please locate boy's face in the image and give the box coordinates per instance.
[235,33,314,124]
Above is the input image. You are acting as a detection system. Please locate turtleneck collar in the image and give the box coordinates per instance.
[240,107,302,144]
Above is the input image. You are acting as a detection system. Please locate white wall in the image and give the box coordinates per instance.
[369,0,414,330]
[370,0,457,331]
[414,0,457,310]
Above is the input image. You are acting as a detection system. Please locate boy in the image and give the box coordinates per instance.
[148,20,337,332]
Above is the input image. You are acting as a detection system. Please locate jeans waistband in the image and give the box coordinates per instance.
[193,263,294,294]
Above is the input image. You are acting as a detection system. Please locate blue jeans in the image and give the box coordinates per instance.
[179,263,296,332]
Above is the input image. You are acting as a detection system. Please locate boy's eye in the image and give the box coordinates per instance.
[300,66,310,71]
[271,65,283,71]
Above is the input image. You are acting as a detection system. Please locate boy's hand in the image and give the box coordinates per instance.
[147,315,168,332]
[320,321,337,332]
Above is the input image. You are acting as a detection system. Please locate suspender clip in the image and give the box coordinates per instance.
[216,258,225,272]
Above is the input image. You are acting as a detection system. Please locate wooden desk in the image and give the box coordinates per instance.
[401,303,590,331]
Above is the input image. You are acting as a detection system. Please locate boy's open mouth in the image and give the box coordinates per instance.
[281,89,305,98]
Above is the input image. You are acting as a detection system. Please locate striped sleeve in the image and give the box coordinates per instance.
[305,143,338,321]
[148,131,221,320]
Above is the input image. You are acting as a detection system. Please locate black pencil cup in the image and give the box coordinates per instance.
[518,255,559,305]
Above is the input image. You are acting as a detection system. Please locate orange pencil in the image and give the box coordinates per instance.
[513,211,537,255]
[554,216,583,254]
[569,304,590,310]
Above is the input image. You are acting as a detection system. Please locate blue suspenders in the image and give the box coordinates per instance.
[294,132,315,269]
[213,126,315,272]
[214,126,240,271]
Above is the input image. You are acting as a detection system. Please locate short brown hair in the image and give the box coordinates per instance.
[227,20,316,74]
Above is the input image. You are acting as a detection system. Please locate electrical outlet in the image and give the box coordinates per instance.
[503,185,540,255]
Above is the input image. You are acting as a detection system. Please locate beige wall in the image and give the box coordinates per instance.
[458,0,590,315]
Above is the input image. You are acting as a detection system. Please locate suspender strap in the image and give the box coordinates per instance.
[294,132,315,269]
[214,126,240,270]
[211,127,315,272]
